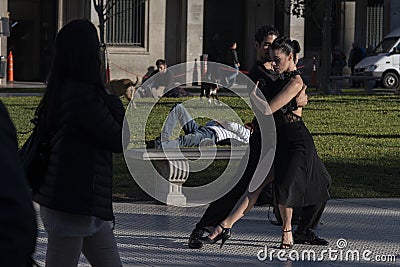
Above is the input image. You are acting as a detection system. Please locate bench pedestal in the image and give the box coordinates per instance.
[153,160,189,206]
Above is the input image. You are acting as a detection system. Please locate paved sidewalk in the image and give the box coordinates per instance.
[33,198,399,266]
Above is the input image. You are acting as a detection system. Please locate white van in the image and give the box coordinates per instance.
[354,27,400,89]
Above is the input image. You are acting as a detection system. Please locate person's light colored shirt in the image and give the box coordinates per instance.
[208,121,250,144]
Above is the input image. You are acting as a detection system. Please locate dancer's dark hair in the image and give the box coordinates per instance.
[271,36,301,62]
[254,25,280,44]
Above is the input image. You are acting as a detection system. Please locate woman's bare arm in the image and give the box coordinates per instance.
[268,75,303,113]
[250,76,304,116]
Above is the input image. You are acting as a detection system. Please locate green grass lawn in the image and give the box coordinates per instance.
[2,94,399,200]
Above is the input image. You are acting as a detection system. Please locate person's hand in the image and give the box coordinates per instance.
[295,84,308,107]
[250,81,259,97]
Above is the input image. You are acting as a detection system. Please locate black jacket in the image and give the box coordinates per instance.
[229,49,239,66]
[33,82,126,220]
[0,100,37,267]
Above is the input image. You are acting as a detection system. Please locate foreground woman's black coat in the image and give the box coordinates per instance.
[0,101,37,267]
[33,82,126,221]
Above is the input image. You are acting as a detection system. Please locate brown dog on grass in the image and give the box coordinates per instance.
[105,77,139,108]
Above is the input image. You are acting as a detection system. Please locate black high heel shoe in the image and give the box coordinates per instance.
[199,224,231,248]
[280,229,293,249]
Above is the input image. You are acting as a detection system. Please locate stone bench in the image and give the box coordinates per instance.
[125,147,247,205]
[329,75,381,94]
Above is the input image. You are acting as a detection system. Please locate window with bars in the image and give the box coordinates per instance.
[106,0,145,47]
[366,1,383,48]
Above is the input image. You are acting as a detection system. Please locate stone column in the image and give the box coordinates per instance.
[344,1,356,62]
[0,0,8,85]
[288,4,305,61]
[149,0,166,63]
[185,0,203,84]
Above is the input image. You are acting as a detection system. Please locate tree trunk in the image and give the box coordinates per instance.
[93,0,105,44]
[98,13,105,45]
[318,0,333,94]
[93,0,107,83]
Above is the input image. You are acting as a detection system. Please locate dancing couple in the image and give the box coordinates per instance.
[188,25,331,250]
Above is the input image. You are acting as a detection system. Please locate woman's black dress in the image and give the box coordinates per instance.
[258,70,331,207]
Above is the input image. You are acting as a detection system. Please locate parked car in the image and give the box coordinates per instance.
[354,27,400,89]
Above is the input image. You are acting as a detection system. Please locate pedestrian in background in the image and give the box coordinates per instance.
[331,46,347,76]
[348,42,364,87]
[226,42,240,86]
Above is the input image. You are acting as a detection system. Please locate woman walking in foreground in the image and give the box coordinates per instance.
[33,19,126,267]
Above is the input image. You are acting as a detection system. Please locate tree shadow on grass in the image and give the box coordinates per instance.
[313,132,400,139]
[325,159,400,198]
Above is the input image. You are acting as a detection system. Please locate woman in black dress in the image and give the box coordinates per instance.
[201,37,330,249]
[251,37,331,248]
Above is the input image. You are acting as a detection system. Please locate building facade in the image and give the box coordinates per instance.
[0,0,399,85]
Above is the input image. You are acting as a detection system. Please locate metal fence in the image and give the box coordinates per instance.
[106,0,145,47]
[366,3,383,48]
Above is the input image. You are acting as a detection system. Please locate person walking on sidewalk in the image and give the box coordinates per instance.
[225,42,240,86]
[32,19,127,267]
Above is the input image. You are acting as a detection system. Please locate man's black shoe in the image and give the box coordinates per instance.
[188,228,204,249]
[294,229,329,246]
[146,137,161,149]
[188,227,211,249]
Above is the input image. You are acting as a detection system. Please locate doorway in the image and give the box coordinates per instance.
[7,0,57,82]
[203,0,246,69]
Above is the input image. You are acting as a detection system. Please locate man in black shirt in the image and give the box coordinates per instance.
[140,59,176,98]
[348,42,364,87]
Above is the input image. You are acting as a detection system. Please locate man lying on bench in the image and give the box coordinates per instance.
[146,103,250,149]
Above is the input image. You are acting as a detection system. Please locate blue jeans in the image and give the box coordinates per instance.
[227,63,239,85]
[161,104,216,148]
